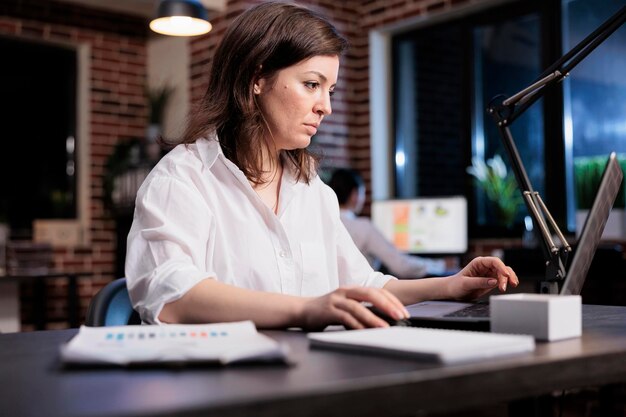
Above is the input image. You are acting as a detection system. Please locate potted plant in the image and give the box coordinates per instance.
[467,154,524,229]
[574,154,626,239]
[146,85,173,142]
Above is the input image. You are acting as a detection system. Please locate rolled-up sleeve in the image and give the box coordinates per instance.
[125,175,216,324]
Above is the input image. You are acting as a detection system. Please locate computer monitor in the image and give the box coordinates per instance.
[371,196,468,254]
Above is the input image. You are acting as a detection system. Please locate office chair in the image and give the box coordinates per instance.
[85,277,141,326]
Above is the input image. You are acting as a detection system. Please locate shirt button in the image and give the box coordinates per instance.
[279,250,287,258]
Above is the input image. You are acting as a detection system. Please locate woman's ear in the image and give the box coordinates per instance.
[253,65,264,95]
[254,76,267,95]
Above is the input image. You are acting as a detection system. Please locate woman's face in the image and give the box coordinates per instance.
[254,55,339,151]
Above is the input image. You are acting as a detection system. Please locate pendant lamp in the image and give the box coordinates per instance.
[150,0,212,37]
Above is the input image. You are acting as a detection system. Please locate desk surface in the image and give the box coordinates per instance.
[3,304,626,417]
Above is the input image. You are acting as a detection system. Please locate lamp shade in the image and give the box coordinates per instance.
[150,0,212,37]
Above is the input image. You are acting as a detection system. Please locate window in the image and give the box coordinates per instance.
[0,37,77,237]
[392,1,545,236]
[393,25,465,199]
[390,0,626,237]
[563,0,626,227]
[472,12,544,229]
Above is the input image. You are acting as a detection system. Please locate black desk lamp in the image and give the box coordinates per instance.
[487,5,626,294]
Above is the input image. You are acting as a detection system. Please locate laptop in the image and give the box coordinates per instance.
[376,152,623,331]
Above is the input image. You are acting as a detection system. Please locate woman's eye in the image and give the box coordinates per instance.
[304,81,320,90]
[329,90,335,97]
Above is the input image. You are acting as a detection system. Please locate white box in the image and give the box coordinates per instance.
[490,293,582,341]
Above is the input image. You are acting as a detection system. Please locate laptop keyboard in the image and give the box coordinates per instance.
[443,302,490,318]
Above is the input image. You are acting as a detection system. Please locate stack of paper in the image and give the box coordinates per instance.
[308,326,535,365]
[61,321,288,366]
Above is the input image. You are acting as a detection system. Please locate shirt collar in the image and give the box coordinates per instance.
[195,133,221,169]
[195,134,313,216]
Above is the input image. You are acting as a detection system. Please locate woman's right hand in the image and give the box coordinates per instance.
[299,286,409,331]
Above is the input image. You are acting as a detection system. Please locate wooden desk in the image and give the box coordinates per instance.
[2,305,626,417]
[0,271,92,331]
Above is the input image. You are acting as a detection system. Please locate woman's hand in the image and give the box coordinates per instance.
[299,286,409,331]
[445,256,519,301]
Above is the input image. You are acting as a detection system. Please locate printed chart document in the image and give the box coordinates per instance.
[308,327,535,365]
[61,321,288,366]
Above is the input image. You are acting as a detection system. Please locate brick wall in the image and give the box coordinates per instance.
[0,0,149,329]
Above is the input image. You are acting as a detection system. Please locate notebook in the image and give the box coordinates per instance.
[382,152,623,332]
[308,326,535,364]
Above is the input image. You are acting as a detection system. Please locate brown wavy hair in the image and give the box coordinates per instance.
[180,2,348,185]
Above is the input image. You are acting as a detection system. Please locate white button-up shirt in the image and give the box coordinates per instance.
[125,137,393,323]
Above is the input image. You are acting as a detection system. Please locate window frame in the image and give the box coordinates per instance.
[0,35,91,245]
[377,0,575,239]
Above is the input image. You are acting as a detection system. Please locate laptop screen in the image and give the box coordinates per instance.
[371,196,468,254]
[561,153,623,295]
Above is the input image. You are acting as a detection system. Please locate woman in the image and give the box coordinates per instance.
[125,2,518,329]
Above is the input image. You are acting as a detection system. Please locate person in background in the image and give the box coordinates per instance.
[328,168,457,278]
[125,2,518,330]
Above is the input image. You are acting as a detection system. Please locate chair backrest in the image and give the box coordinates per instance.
[85,278,141,326]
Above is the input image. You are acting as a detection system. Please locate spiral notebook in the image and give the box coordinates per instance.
[308,327,535,365]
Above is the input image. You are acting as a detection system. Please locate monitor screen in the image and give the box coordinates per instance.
[371,196,468,254]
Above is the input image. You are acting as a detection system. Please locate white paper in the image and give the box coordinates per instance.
[60,321,288,366]
[308,327,535,365]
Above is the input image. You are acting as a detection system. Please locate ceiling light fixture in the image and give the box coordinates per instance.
[150,0,212,37]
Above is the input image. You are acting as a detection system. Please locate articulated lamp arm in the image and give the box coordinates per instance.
[485,5,626,293]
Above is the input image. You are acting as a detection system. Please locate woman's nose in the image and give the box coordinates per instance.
[314,92,332,116]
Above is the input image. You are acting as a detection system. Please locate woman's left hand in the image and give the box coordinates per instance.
[445,256,519,300]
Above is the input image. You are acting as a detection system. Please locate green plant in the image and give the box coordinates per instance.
[146,85,173,125]
[103,138,143,211]
[574,155,626,210]
[467,154,523,228]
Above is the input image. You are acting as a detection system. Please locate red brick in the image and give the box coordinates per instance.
[0,19,20,34]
